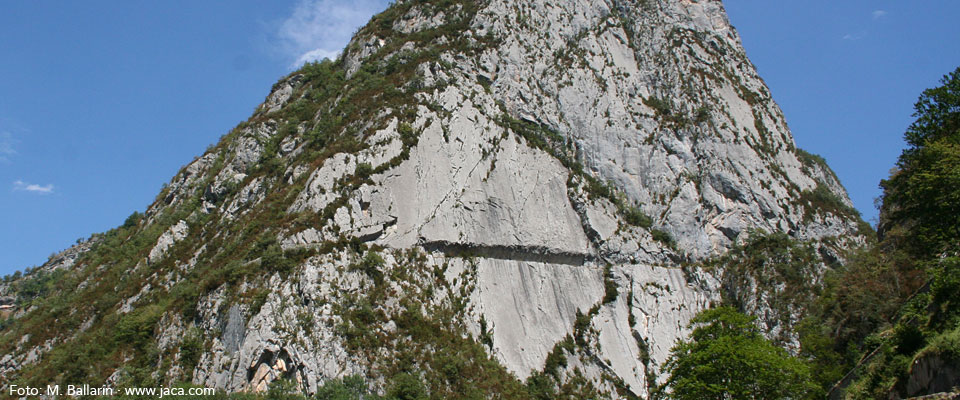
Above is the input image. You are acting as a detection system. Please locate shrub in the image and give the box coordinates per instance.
[663,307,817,399]
[315,375,380,400]
[574,309,592,347]
[260,244,294,274]
[525,373,557,400]
[797,183,860,221]
[179,327,203,376]
[622,205,653,228]
[115,304,164,350]
[396,302,431,340]
[651,229,676,248]
[386,373,428,400]
[643,96,673,116]
[355,162,374,179]
[602,265,619,304]
[351,251,385,285]
[542,341,569,380]
[694,105,711,124]
[248,290,270,317]
[122,211,143,229]
[479,315,494,350]
[398,122,417,147]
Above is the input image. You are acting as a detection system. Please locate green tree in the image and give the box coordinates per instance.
[662,307,817,400]
[880,66,960,259]
[385,372,428,400]
[817,66,960,398]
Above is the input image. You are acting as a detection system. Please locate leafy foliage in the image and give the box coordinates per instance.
[622,205,653,228]
[314,375,382,400]
[797,183,861,221]
[650,228,676,249]
[812,67,960,398]
[662,307,817,399]
[880,66,960,259]
[123,211,143,229]
[351,250,385,285]
[881,144,960,260]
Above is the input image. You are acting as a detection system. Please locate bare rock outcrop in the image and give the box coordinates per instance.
[0,0,868,397]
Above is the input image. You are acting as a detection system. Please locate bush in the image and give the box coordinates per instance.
[14,269,66,304]
[929,257,960,329]
[252,236,295,275]
[122,211,143,229]
[386,373,428,400]
[260,245,294,274]
[479,315,494,350]
[396,301,431,340]
[355,162,374,179]
[573,309,592,347]
[918,325,960,363]
[115,304,164,350]
[352,251,385,285]
[315,375,381,400]
[602,265,618,304]
[542,341,569,380]
[643,96,673,116]
[651,229,676,248]
[398,122,417,147]
[249,289,270,316]
[798,183,860,221]
[525,373,557,400]
[179,327,203,376]
[663,307,817,399]
[622,205,653,228]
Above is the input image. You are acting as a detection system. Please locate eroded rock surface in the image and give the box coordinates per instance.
[0,0,868,397]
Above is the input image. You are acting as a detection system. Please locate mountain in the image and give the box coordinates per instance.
[0,0,867,397]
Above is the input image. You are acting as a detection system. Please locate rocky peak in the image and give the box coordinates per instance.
[1,0,867,397]
[326,0,862,259]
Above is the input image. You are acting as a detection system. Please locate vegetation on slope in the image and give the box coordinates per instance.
[0,0,506,393]
[834,66,960,399]
[663,307,817,399]
[0,1,615,398]
[663,66,960,399]
[1,0,955,396]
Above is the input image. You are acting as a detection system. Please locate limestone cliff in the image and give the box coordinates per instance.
[0,0,866,397]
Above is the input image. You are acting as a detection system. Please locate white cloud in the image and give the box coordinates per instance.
[277,0,392,68]
[293,48,342,68]
[843,31,866,41]
[0,132,16,163]
[13,180,54,194]
[872,10,888,19]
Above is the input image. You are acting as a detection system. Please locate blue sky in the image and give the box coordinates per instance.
[1,1,957,275]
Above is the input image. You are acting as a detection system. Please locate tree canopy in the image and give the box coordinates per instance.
[662,307,817,400]
[820,66,960,398]
[880,66,960,259]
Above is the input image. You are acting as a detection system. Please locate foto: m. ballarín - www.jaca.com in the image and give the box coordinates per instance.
[8,383,217,398]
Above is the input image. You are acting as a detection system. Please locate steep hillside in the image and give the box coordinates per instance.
[0,0,867,397]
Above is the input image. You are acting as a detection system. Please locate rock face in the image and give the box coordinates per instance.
[906,355,960,399]
[148,220,190,264]
[0,0,866,397]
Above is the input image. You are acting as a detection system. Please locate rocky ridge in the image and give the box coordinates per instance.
[1,0,866,397]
